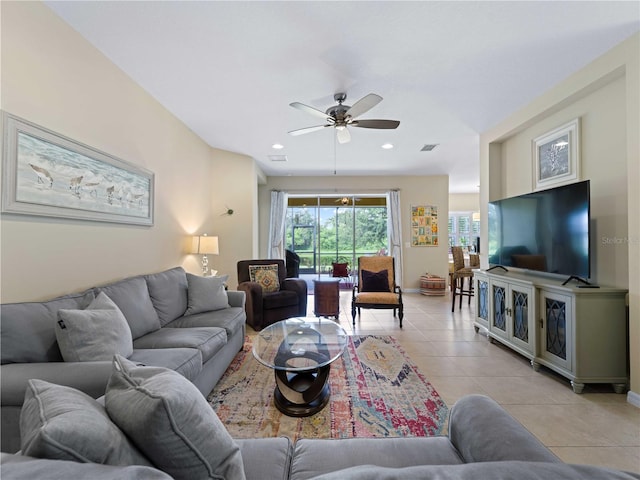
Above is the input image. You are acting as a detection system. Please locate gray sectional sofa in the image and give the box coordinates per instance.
[1,268,638,479]
[1,391,638,480]
[0,266,246,453]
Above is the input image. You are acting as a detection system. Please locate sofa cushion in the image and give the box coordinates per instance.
[133,327,226,363]
[185,274,229,315]
[166,306,245,337]
[20,379,151,466]
[1,362,115,408]
[249,264,280,293]
[105,355,246,480]
[1,290,95,364]
[145,267,189,326]
[236,437,294,480]
[128,348,203,382]
[305,462,640,480]
[96,277,161,340]
[291,437,462,479]
[55,292,133,362]
[1,453,172,480]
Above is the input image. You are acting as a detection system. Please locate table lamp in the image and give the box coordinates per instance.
[191,234,219,275]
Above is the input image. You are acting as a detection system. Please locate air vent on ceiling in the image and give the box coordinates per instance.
[268,155,288,162]
[420,144,439,152]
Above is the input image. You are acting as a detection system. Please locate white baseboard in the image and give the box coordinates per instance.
[627,390,640,408]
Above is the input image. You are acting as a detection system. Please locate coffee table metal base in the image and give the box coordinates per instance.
[273,365,331,417]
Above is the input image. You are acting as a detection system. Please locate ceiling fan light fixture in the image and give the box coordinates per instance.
[289,92,399,144]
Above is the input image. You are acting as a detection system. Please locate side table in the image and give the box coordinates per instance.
[313,279,340,319]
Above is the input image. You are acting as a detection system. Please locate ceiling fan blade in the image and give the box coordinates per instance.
[290,102,333,121]
[345,93,382,119]
[288,124,331,136]
[336,127,351,144]
[351,119,400,129]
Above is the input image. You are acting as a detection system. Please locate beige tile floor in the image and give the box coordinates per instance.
[299,290,640,474]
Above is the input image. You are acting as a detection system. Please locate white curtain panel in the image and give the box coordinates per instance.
[387,190,403,288]
[268,190,288,259]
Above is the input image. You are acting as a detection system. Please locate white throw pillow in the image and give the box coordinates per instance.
[55,292,133,362]
[185,273,229,315]
[105,355,246,480]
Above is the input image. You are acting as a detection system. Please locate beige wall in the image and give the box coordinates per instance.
[480,34,640,402]
[498,75,628,287]
[449,193,479,213]
[0,2,255,302]
[209,148,262,288]
[259,175,450,291]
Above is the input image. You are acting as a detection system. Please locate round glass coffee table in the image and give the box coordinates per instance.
[252,318,348,417]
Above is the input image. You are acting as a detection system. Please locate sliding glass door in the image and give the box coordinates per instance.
[285,195,387,275]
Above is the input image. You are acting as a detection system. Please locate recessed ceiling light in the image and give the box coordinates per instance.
[381,143,394,149]
[272,143,284,149]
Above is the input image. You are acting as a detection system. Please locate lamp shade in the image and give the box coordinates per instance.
[191,235,219,255]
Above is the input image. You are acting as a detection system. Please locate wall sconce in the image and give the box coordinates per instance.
[221,205,234,216]
[191,234,219,275]
[472,212,480,222]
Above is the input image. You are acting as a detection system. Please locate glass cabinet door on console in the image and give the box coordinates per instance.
[487,279,534,355]
[537,290,573,373]
[489,279,509,342]
[508,285,533,353]
[474,273,489,331]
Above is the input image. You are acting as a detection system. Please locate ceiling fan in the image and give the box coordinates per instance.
[288,92,400,144]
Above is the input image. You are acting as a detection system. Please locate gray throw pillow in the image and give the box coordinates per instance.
[1,290,95,364]
[105,355,246,480]
[55,292,133,362]
[20,379,151,466]
[185,273,230,315]
[96,276,161,339]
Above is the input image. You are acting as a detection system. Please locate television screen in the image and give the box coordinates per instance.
[488,180,590,279]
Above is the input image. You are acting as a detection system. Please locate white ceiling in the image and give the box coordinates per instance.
[45,1,639,193]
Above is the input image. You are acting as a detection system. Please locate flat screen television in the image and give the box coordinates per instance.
[487,180,590,279]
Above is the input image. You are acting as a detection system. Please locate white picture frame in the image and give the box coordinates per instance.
[532,118,580,191]
[1,112,154,226]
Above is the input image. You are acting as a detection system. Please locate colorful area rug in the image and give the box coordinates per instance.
[207,335,448,440]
